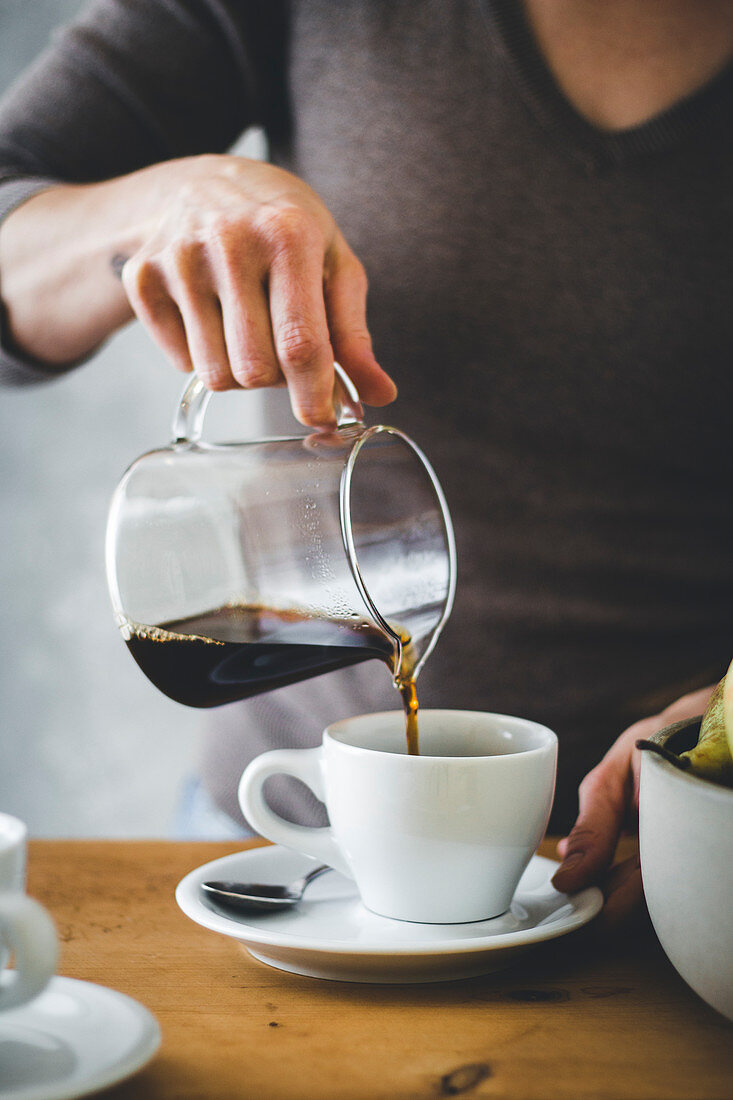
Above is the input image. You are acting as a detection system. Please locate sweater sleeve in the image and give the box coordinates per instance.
[0,0,288,384]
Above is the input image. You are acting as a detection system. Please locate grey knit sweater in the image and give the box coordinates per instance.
[1,0,732,829]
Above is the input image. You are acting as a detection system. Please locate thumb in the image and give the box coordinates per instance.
[551,760,627,894]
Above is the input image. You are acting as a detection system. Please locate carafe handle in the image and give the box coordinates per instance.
[173,364,363,444]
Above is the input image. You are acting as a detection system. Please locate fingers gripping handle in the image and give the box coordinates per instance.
[0,894,58,1011]
[173,363,363,444]
[238,749,351,877]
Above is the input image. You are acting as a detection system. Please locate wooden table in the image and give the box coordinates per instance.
[27,838,732,1100]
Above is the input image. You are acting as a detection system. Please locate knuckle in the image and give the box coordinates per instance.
[276,320,328,370]
[165,240,202,282]
[255,203,316,252]
[121,254,151,299]
[210,226,245,274]
[231,356,278,389]
[195,365,230,392]
[122,259,171,323]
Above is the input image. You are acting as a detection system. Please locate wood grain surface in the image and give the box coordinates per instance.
[26,839,732,1100]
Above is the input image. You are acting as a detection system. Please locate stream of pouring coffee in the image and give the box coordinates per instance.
[122,605,422,754]
[393,629,420,756]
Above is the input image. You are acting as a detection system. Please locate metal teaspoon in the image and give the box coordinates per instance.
[201,863,333,913]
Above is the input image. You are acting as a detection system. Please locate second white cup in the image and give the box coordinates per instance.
[239,709,557,923]
[0,812,58,1012]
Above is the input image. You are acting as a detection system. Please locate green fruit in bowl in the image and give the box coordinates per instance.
[637,658,733,787]
[723,660,733,760]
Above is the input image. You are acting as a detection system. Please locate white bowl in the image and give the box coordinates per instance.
[639,717,733,1021]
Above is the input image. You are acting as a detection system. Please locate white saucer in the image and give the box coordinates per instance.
[176,845,603,984]
[0,976,161,1100]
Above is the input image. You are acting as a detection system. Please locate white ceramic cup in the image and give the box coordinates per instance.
[239,709,558,923]
[0,812,58,1011]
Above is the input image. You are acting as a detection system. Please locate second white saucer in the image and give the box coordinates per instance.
[0,975,160,1100]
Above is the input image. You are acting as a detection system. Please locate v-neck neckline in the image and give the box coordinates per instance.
[479,0,733,170]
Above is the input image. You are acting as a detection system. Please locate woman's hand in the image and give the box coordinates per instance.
[121,156,396,428]
[0,154,397,428]
[551,685,714,929]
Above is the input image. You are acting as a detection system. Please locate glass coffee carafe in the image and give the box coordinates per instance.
[105,367,455,716]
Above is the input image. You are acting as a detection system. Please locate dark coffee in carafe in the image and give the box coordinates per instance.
[123,604,422,753]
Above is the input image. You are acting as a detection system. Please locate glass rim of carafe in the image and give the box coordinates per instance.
[339,423,457,683]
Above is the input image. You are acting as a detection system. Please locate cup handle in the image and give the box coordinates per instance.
[0,893,58,1011]
[238,749,351,877]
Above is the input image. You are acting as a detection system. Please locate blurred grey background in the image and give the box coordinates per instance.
[0,0,276,835]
